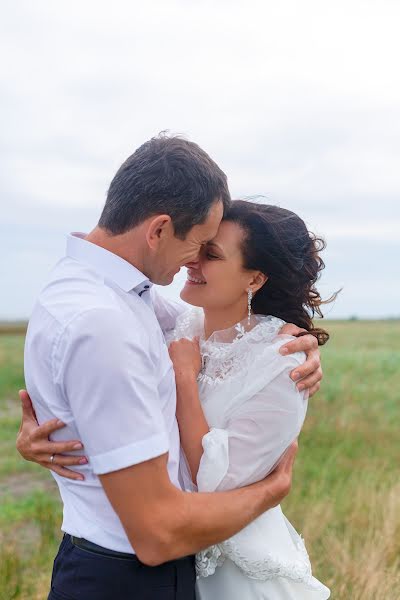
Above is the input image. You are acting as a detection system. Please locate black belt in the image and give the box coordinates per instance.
[69,535,192,564]
[70,535,140,562]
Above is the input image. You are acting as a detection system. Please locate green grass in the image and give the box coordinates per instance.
[0,332,62,600]
[0,322,399,599]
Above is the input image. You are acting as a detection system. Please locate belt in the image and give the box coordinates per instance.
[70,535,140,562]
[69,535,193,565]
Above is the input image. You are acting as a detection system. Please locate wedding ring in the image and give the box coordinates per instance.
[50,454,55,464]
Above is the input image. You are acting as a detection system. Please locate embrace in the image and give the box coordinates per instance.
[18,135,331,599]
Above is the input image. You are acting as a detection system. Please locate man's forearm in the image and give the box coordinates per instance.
[101,444,295,566]
[146,473,287,564]
[177,484,270,557]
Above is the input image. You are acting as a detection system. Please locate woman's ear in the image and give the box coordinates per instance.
[249,271,268,293]
[145,215,173,249]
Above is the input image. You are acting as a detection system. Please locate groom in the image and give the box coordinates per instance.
[20,134,322,600]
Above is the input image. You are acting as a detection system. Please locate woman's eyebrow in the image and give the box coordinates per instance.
[207,241,224,252]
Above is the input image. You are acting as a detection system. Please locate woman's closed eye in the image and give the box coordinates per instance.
[206,252,220,260]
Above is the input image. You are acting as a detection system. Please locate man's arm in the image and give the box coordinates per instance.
[100,445,296,566]
[16,387,296,564]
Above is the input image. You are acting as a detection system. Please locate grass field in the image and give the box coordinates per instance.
[0,321,399,599]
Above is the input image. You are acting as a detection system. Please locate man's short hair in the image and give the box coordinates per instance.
[99,133,231,239]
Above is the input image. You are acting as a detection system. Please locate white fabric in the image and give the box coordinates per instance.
[171,308,330,599]
[24,233,185,554]
[151,285,188,333]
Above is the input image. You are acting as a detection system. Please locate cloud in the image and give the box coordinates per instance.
[1,0,399,318]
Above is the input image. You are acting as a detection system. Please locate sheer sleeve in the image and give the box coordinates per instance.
[196,359,307,493]
[150,287,188,333]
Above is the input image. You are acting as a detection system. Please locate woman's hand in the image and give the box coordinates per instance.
[168,337,202,383]
[16,390,87,481]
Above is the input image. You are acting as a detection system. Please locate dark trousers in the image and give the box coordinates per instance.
[47,534,196,600]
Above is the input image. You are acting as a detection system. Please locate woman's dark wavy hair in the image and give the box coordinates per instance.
[223,200,335,345]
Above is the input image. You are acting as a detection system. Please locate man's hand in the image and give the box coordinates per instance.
[278,324,323,397]
[260,439,298,508]
[16,390,86,481]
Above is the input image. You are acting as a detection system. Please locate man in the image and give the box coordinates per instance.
[18,134,322,599]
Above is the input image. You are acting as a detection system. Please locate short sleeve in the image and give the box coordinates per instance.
[197,360,307,492]
[56,308,169,475]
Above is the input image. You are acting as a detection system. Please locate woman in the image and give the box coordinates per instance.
[21,200,331,598]
[166,200,331,599]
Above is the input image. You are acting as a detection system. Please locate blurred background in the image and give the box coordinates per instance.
[0,1,399,599]
[1,0,399,321]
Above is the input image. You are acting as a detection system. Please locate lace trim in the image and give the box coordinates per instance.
[196,545,226,578]
[171,307,204,341]
[170,309,286,387]
[198,316,285,387]
[196,535,323,589]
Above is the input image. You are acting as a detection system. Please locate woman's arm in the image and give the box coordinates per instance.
[198,358,307,493]
[168,338,307,492]
[168,338,209,483]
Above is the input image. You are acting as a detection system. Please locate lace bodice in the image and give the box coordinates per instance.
[171,308,286,386]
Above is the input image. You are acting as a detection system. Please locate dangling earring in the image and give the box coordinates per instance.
[247,289,253,324]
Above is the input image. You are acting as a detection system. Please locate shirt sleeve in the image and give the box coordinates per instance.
[150,287,187,333]
[55,307,170,475]
[196,359,307,492]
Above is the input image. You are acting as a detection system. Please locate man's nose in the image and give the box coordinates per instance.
[185,258,201,270]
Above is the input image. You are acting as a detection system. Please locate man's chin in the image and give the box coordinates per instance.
[155,273,175,286]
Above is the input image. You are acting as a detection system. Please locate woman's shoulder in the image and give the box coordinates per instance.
[250,315,306,368]
[249,314,285,341]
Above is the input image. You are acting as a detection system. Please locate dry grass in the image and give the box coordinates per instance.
[291,479,400,599]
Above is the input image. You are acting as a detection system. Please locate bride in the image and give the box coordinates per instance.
[167,200,331,599]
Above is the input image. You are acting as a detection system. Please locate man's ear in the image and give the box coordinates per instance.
[145,215,173,250]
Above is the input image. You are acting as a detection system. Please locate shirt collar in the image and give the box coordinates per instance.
[66,233,152,295]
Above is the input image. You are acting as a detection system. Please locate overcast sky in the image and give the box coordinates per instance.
[1,0,399,319]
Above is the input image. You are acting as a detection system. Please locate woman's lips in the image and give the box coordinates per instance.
[186,273,206,285]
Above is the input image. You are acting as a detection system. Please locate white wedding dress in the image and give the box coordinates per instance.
[171,309,330,600]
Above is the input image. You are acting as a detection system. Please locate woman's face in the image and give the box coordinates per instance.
[180,220,260,311]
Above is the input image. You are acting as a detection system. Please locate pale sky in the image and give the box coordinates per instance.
[1,0,399,319]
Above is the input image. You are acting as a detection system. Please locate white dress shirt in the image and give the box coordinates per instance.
[24,233,185,553]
